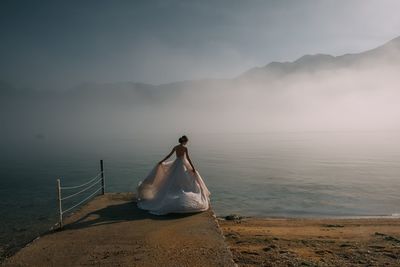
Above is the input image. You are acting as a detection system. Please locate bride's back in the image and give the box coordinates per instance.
[175,144,186,158]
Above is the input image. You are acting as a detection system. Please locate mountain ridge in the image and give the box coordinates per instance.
[1,35,400,93]
[240,35,400,79]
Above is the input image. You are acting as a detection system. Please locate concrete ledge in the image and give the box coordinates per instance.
[4,193,235,267]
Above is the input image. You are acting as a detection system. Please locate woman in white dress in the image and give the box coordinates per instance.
[137,135,211,215]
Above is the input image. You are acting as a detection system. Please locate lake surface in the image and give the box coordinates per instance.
[1,131,400,256]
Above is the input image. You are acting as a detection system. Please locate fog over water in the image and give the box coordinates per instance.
[1,37,400,145]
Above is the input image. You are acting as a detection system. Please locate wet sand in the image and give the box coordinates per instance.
[220,217,400,266]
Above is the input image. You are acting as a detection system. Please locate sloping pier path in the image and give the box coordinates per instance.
[4,193,235,267]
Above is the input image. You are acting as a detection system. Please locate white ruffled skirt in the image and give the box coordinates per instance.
[136,157,211,215]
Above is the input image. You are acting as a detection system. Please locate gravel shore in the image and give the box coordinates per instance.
[220,216,400,266]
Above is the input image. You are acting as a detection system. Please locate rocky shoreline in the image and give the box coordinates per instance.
[219,216,400,266]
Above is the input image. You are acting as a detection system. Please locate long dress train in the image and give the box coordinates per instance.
[136,156,211,215]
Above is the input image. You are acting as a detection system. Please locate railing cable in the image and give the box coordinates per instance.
[62,187,102,215]
[61,178,102,201]
[60,172,102,190]
[57,160,105,229]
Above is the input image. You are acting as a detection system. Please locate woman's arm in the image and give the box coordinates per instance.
[159,147,175,164]
[185,147,196,172]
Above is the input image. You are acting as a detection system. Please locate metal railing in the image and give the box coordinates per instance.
[56,160,105,228]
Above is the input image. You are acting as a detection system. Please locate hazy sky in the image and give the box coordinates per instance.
[1,0,400,90]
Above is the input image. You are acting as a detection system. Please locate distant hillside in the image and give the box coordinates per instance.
[1,36,400,96]
[239,36,400,80]
[1,36,400,138]
[60,35,400,94]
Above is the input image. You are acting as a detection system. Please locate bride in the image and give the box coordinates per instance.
[136,135,211,215]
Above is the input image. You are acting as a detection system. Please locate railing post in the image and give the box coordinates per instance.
[57,178,63,229]
[100,160,105,195]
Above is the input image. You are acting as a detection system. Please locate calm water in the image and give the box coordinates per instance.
[1,131,400,255]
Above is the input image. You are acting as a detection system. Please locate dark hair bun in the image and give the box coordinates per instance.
[178,135,188,144]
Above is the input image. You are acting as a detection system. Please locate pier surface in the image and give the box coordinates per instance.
[4,193,234,267]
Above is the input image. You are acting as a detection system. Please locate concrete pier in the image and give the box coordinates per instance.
[4,193,234,267]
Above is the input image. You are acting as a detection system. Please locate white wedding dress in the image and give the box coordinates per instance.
[136,155,211,215]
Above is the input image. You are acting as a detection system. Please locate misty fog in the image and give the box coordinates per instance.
[1,37,400,146]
